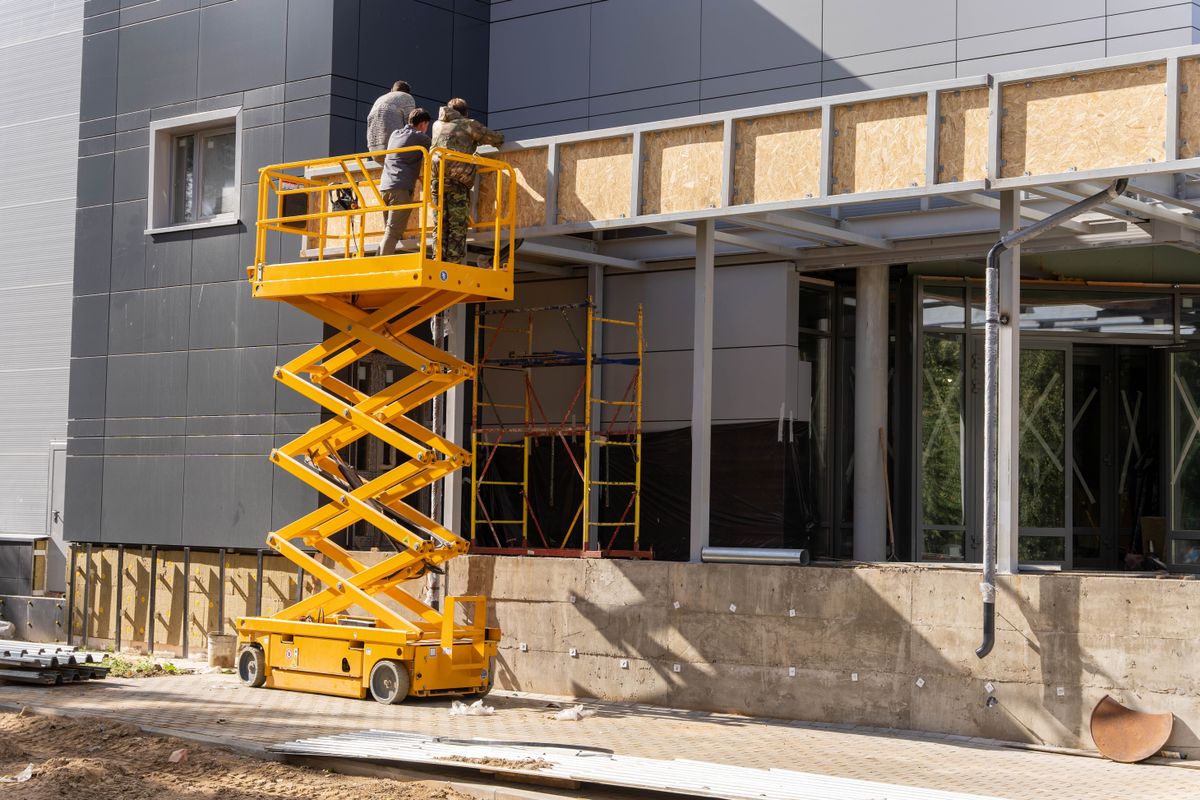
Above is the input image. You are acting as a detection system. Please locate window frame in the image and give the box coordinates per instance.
[146,106,243,235]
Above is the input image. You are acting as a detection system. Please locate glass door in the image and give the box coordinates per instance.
[1017,345,1071,564]
[1170,348,1200,565]
[1071,348,1115,568]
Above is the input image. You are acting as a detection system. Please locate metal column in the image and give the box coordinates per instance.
[690,220,715,562]
[443,304,468,537]
[853,264,889,561]
[587,264,605,550]
[996,191,1022,575]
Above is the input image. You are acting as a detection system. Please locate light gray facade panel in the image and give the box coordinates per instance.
[185,346,277,417]
[488,99,590,131]
[700,63,822,101]
[147,232,194,288]
[1106,27,1197,56]
[115,10,200,114]
[182,454,273,548]
[1107,4,1196,38]
[489,4,590,111]
[700,82,823,114]
[112,145,149,202]
[588,84,702,118]
[823,63,958,96]
[105,351,189,419]
[956,41,1106,76]
[64,455,103,542]
[71,294,110,358]
[699,0,821,79]
[589,0,701,97]
[197,0,287,99]
[823,41,957,82]
[68,357,107,420]
[957,0,1105,39]
[587,102,704,131]
[109,200,147,291]
[189,281,278,351]
[80,30,117,121]
[822,0,956,59]
[100,455,185,544]
[956,17,1107,62]
[1107,0,1189,16]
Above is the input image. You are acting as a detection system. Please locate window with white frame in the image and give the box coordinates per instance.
[147,107,242,234]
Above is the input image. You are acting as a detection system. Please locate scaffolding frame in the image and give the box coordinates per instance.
[470,301,649,558]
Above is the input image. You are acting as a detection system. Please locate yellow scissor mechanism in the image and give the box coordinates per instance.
[234,146,516,703]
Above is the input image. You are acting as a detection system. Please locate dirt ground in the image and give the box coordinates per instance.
[0,709,470,800]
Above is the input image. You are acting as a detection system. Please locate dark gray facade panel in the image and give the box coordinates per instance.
[197,0,287,99]
[68,357,107,420]
[106,417,187,437]
[699,0,821,79]
[587,102,702,132]
[100,455,185,545]
[115,10,200,114]
[286,0,336,82]
[699,62,822,101]
[68,419,105,439]
[240,123,285,186]
[822,63,957,96]
[109,200,147,292]
[185,346,277,417]
[489,0,592,23]
[107,286,191,355]
[452,11,490,106]
[71,294,110,358]
[104,436,187,456]
[489,4,590,111]
[115,127,149,150]
[112,145,149,202]
[587,85,698,119]
[85,0,121,17]
[356,0,455,103]
[191,226,245,284]
[64,455,103,542]
[74,206,113,295]
[79,116,117,138]
[284,95,335,122]
[188,281,278,351]
[589,0,701,97]
[68,437,105,456]
[700,83,823,114]
[488,98,588,132]
[277,303,323,346]
[285,75,334,103]
[80,29,118,121]
[244,103,285,129]
[272,459,317,532]
[275,344,319,415]
[105,351,189,418]
[76,153,114,209]
[823,41,957,83]
[79,134,116,157]
[245,84,285,109]
[275,413,321,435]
[118,0,199,27]
[186,414,275,436]
[283,116,331,162]
[184,434,275,455]
[182,454,273,548]
[147,231,194,288]
[84,11,119,34]
[115,109,152,133]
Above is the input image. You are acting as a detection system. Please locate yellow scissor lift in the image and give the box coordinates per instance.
[234,145,516,704]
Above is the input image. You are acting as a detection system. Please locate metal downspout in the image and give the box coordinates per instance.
[977,178,1127,659]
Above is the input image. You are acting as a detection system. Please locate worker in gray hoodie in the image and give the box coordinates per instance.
[366,80,416,154]
[379,108,432,256]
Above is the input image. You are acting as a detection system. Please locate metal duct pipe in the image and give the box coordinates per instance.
[977,178,1127,660]
[701,547,811,566]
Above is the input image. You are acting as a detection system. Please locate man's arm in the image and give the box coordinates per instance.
[469,119,504,148]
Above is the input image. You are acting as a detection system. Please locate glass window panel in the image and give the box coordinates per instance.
[923,529,966,561]
[1182,295,1200,337]
[1019,349,1066,529]
[798,286,831,333]
[1019,536,1065,562]
[1172,538,1200,564]
[797,334,829,530]
[1073,533,1102,560]
[171,134,196,224]
[921,333,964,526]
[1172,351,1200,533]
[922,287,966,330]
[970,290,1174,335]
[199,130,236,219]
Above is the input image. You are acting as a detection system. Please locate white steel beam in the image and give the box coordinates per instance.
[1072,181,1200,232]
[996,191,1021,576]
[952,192,1091,234]
[657,222,801,260]
[758,210,894,249]
[519,240,645,270]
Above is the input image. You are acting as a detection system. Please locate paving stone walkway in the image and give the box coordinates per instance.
[1,671,1197,799]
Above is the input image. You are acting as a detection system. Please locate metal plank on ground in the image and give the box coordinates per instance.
[270,730,1005,800]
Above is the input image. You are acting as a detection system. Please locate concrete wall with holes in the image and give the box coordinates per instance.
[453,554,1200,755]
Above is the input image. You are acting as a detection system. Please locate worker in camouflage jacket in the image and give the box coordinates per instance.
[430,98,504,264]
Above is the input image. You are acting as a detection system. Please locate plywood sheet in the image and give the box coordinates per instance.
[1179,59,1200,159]
[831,95,927,194]
[559,137,634,223]
[937,88,989,184]
[733,110,822,205]
[1000,63,1167,179]
[478,147,548,229]
[641,124,724,216]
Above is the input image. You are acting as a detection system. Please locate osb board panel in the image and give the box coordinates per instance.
[306,174,434,251]
[1179,59,1200,159]
[478,147,548,229]
[831,95,927,194]
[937,88,990,184]
[1000,63,1167,179]
[641,124,724,216]
[559,137,634,223]
[733,110,822,205]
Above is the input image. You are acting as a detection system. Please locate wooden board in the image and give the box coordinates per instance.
[937,88,990,184]
[1179,59,1200,159]
[478,147,548,229]
[641,124,724,216]
[832,94,928,194]
[559,137,634,223]
[733,110,822,205]
[1000,64,1167,179]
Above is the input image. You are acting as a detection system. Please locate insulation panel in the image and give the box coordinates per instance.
[558,136,634,223]
[641,124,724,216]
[937,88,990,184]
[733,110,822,205]
[831,95,928,194]
[1000,64,1167,179]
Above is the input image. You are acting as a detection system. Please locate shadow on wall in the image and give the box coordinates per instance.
[455,555,1200,755]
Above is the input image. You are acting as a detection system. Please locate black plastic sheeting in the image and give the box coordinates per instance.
[471,421,819,561]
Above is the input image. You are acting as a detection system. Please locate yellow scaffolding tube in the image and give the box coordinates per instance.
[235,146,516,703]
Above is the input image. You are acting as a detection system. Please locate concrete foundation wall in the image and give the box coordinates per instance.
[450,555,1200,755]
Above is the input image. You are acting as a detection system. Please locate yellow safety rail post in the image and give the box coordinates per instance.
[235,146,516,703]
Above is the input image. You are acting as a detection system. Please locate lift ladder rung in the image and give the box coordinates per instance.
[476,441,525,449]
[591,480,637,487]
[592,398,637,406]
[479,402,525,409]
[592,316,637,327]
[478,480,523,486]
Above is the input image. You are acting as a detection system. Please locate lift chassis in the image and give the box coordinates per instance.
[234,146,516,703]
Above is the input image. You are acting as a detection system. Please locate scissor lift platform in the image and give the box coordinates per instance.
[235,146,516,703]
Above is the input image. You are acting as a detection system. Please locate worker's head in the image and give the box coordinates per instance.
[392,80,411,93]
[408,107,431,134]
[447,97,469,117]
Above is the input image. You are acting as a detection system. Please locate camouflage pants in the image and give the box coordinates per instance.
[431,179,471,264]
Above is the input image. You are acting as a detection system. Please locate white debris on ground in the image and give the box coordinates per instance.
[449,700,494,717]
[0,764,33,784]
[553,704,595,721]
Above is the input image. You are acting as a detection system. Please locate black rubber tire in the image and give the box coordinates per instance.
[237,646,267,688]
[369,659,411,705]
